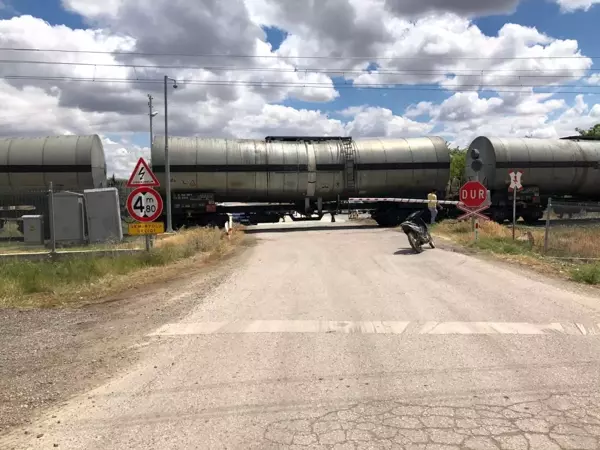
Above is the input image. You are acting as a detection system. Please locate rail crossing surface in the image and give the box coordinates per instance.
[3,222,600,449]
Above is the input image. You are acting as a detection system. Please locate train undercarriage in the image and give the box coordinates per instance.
[167,192,435,230]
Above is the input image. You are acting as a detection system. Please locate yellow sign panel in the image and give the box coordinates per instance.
[128,222,165,235]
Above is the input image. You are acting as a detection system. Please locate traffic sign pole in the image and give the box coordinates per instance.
[474,174,478,241]
[126,159,163,250]
[458,177,489,241]
[509,170,523,241]
[512,188,516,241]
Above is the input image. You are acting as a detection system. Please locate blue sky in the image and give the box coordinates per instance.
[1,0,84,26]
[2,0,600,152]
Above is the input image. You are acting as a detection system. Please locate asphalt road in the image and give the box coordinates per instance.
[4,224,600,450]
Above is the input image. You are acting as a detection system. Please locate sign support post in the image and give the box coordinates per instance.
[512,190,516,241]
[126,158,163,250]
[468,147,484,241]
[544,197,552,254]
[508,170,523,241]
[473,173,478,241]
[458,179,489,240]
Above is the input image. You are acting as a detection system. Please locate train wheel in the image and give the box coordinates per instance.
[490,210,506,224]
[374,215,392,227]
[374,213,401,227]
[521,212,543,225]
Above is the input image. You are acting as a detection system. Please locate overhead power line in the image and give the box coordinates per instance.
[2,74,600,95]
[2,58,600,76]
[0,46,596,61]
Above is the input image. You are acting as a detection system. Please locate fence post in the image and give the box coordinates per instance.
[48,182,57,254]
[543,198,552,254]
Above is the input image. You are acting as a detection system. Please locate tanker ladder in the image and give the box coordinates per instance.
[341,138,356,191]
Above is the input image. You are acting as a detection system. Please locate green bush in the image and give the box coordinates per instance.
[570,264,600,285]
[471,237,532,255]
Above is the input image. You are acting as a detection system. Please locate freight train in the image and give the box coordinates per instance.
[465,135,600,224]
[1,133,600,233]
[0,135,107,236]
[149,135,451,227]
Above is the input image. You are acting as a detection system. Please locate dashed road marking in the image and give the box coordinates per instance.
[148,321,600,337]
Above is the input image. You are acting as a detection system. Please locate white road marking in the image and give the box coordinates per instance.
[148,321,600,337]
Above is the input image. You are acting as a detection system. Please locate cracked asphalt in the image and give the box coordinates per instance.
[3,225,600,449]
[261,394,600,449]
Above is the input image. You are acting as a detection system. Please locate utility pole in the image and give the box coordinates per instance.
[164,75,177,233]
[148,94,157,146]
[146,94,158,250]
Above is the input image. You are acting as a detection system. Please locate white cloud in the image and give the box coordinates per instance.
[101,135,149,178]
[343,105,434,137]
[428,92,599,146]
[0,0,596,178]
[351,17,591,92]
[382,0,520,17]
[61,0,123,19]
[225,104,345,138]
[586,74,600,85]
[553,0,600,12]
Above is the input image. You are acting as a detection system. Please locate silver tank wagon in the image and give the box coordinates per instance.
[150,136,450,202]
[0,134,107,192]
[466,136,600,197]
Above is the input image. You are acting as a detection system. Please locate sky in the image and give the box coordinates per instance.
[0,0,600,177]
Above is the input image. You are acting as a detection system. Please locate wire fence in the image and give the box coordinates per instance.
[541,199,600,260]
[0,186,146,256]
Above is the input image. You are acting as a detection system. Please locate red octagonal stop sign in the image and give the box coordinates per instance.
[459,181,487,208]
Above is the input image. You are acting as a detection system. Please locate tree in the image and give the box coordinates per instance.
[575,123,600,137]
[449,146,467,185]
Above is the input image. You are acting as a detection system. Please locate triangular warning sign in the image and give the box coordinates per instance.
[126,157,160,188]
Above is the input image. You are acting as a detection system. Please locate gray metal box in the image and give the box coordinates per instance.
[52,191,86,246]
[83,188,123,244]
[21,215,44,245]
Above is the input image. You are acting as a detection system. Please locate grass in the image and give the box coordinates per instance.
[0,220,149,255]
[570,264,600,285]
[0,226,243,308]
[433,219,600,285]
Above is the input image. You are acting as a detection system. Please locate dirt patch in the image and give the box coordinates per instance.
[432,233,600,299]
[0,235,256,436]
[430,220,600,285]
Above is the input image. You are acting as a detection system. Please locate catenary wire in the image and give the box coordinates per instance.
[1,58,600,76]
[2,74,600,94]
[0,46,596,60]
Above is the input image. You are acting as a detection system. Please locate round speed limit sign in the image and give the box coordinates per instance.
[127,187,164,222]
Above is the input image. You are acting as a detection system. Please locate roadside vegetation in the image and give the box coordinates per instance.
[0,226,244,308]
[433,220,600,285]
[435,123,600,285]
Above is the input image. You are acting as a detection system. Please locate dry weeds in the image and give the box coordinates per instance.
[433,220,600,284]
[0,226,244,308]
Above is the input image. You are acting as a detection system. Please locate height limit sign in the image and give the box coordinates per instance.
[126,157,164,243]
[127,186,163,222]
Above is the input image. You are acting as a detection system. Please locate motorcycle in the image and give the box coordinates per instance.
[400,210,436,254]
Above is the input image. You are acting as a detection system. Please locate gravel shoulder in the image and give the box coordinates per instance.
[0,236,255,436]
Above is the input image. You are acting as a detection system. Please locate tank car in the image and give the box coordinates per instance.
[150,135,451,227]
[0,134,107,238]
[465,135,600,223]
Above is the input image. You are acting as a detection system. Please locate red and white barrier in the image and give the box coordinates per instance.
[348,197,461,205]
